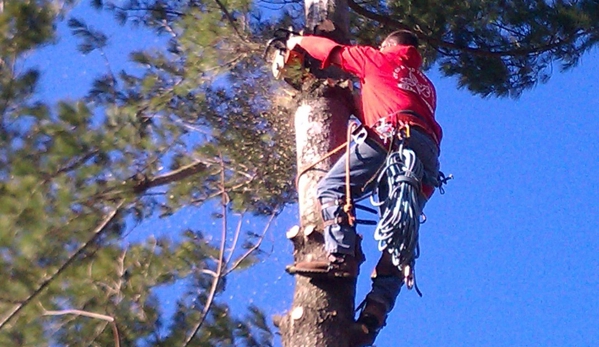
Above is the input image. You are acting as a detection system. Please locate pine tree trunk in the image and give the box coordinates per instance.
[276,1,357,345]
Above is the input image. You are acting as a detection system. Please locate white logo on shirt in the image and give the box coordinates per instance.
[393,66,435,114]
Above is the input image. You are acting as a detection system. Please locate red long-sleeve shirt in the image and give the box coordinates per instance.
[297,36,442,146]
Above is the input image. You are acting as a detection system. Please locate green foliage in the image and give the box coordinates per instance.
[0,0,289,346]
[68,17,108,54]
[2,0,599,345]
[351,0,599,97]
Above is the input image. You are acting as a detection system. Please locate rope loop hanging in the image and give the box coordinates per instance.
[371,143,424,295]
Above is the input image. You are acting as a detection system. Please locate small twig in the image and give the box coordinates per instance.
[201,269,218,278]
[203,54,247,75]
[109,4,184,17]
[113,249,127,302]
[224,211,247,267]
[224,208,277,276]
[160,18,178,38]
[42,309,120,347]
[141,237,158,279]
[43,150,99,182]
[189,178,256,206]
[43,309,115,322]
[182,154,228,347]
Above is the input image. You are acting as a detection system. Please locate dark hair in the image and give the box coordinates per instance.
[383,30,419,48]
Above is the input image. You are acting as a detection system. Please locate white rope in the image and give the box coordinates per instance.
[371,146,424,291]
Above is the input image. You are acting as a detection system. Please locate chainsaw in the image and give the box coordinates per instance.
[263,28,309,88]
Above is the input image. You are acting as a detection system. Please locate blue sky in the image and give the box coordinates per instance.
[28,2,599,347]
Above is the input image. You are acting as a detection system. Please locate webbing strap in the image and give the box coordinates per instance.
[343,123,359,226]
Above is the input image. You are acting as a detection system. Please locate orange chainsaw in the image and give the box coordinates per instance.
[263,28,309,88]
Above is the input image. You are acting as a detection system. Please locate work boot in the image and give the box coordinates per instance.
[286,253,359,278]
[349,300,388,347]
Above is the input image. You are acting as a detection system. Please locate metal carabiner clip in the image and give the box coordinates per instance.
[351,124,368,145]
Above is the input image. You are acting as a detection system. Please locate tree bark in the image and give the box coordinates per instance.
[277,0,358,345]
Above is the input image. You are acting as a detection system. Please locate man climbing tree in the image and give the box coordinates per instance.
[283,30,442,346]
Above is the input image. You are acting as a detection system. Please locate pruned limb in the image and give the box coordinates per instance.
[272,314,285,328]
[133,160,207,193]
[303,224,316,238]
[286,225,301,240]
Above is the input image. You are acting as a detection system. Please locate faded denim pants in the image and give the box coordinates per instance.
[316,127,439,311]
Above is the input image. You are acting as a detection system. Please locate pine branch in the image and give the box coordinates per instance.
[0,201,124,331]
[347,0,583,58]
[43,150,99,182]
[132,160,208,194]
[79,159,209,204]
[212,0,247,43]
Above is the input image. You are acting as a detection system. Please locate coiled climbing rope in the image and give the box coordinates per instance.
[371,145,424,294]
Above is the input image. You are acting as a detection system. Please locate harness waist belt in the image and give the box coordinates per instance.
[380,110,439,145]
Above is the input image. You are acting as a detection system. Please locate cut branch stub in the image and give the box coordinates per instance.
[272,314,284,328]
[287,224,318,243]
[303,224,317,238]
[291,306,304,321]
[286,225,301,240]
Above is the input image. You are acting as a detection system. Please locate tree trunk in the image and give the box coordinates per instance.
[276,0,358,346]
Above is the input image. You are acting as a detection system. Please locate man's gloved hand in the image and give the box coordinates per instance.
[286,36,304,51]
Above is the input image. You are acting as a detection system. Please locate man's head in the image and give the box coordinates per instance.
[379,30,419,51]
